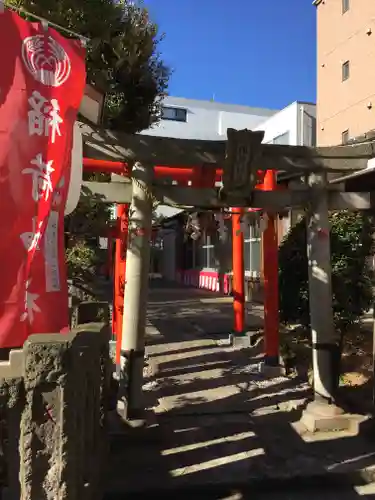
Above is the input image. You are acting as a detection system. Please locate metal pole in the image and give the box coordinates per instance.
[119,162,153,420]
[263,170,279,366]
[232,208,245,334]
[306,172,338,403]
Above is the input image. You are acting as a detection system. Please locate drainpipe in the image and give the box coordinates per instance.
[300,104,305,146]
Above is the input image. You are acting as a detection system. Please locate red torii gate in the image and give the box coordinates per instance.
[83,158,280,366]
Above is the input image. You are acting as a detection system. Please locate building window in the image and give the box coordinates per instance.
[161,106,187,122]
[342,61,350,81]
[244,223,261,276]
[199,231,219,269]
[342,129,349,144]
[342,0,349,14]
[272,132,290,145]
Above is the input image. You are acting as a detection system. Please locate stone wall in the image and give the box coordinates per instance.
[68,279,111,333]
[0,323,110,500]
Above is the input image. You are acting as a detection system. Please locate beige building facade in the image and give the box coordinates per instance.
[315,0,375,146]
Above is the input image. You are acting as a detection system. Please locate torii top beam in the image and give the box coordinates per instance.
[78,121,375,174]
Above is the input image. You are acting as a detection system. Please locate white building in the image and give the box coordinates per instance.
[148,97,316,219]
[143,96,316,146]
[141,96,277,141]
[145,97,316,294]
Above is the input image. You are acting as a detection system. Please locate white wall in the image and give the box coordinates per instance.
[298,102,316,147]
[141,96,277,140]
[255,102,298,145]
[254,101,316,147]
[146,105,219,140]
[218,110,276,137]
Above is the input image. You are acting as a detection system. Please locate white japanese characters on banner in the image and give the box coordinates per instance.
[28,90,63,143]
[20,218,44,252]
[22,153,55,202]
[20,279,41,324]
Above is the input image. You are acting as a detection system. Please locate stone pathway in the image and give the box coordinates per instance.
[105,282,375,497]
[104,482,375,499]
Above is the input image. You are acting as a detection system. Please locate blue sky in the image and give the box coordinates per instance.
[144,0,317,110]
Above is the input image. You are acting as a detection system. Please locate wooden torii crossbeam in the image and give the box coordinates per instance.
[79,121,375,173]
[79,121,375,211]
[81,179,374,211]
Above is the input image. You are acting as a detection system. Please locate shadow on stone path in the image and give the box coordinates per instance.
[104,281,375,498]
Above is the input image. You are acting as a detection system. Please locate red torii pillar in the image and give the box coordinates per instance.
[114,203,129,365]
[231,207,245,334]
[230,170,267,337]
[262,170,279,365]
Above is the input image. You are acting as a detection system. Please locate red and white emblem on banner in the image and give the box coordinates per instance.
[22,34,72,87]
[0,9,86,348]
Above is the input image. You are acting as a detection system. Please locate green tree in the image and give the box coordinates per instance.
[8,0,170,132]
[64,171,112,278]
[279,211,374,334]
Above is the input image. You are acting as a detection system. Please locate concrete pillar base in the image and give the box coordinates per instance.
[264,355,279,366]
[258,361,285,378]
[117,399,146,427]
[300,400,359,433]
[229,332,251,348]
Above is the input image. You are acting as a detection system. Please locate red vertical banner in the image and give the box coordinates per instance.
[0,9,86,348]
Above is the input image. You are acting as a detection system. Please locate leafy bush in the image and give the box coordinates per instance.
[65,240,98,279]
[279,211,374,333]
